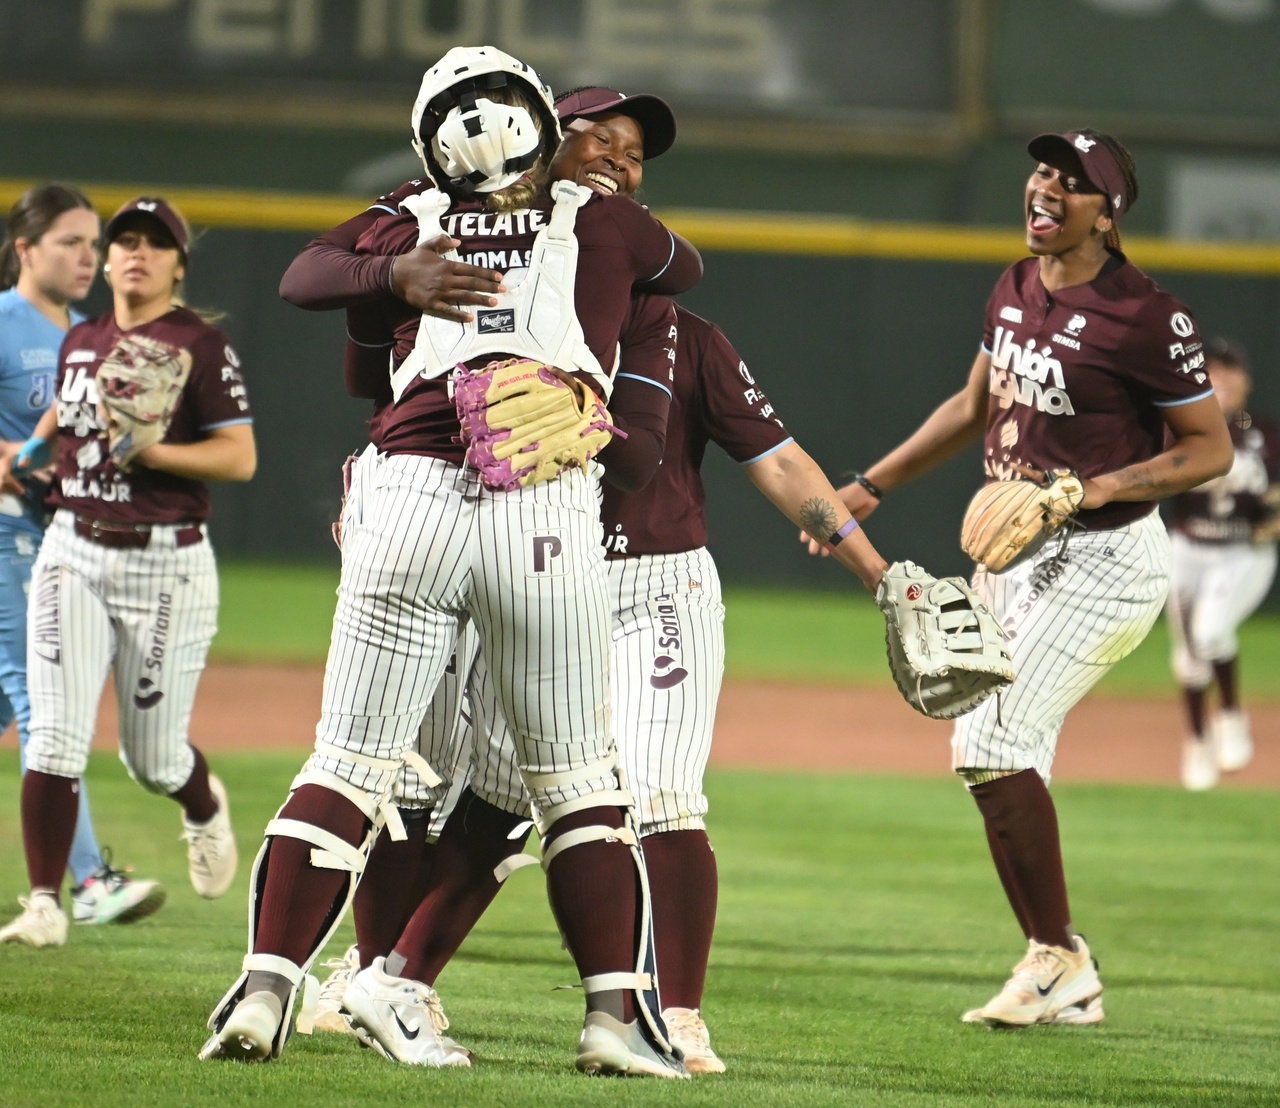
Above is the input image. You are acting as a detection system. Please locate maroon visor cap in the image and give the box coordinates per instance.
[554,86,677,159]
[104,197,190,260]
[1027,132,1131,217]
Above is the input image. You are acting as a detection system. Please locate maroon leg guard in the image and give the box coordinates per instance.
[253,783,368,966]
[543,805,638,1022]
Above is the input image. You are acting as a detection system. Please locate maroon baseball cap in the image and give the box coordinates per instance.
[1027,132,1131,217]
[104,196,189,259]
[554,86,677,159]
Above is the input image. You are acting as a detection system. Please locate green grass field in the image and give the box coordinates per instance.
[214,561,1280,699]
[0,752,1276,1106]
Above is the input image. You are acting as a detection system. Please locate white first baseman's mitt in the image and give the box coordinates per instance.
[95,334,193,472]
[876,560,1014,720]
[960,470,1085,573]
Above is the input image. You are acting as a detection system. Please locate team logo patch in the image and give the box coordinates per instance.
[650,594,688,689]
[1065,314,1087,334]
[999,306,1023,324]
[133,677,164,710]
[527,530,567,577]
[477,309,515,334]
[1170,312,1195,338]
[906,583,923,601]
[650,655,688,690]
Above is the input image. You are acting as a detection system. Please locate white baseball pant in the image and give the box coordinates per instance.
[25,510,218,792]
[952,510,1170,785]
[1166,531,1277,687]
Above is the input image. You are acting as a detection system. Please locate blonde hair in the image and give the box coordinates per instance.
[479,84,553,214]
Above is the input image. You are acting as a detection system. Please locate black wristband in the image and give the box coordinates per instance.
[852,472,884,500]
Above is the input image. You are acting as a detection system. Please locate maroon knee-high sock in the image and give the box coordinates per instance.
[21,771,79,897]
[394,789,532,985]
[254,784,368,966]
[1182,685,1209,737]
[641,829,717,1011]
[543,805,638,1021]
[969,770,1073,950]
[1213,657,1239,711]
[169,746,217,823]
[981,822,1032,940]
[353,810,435,967]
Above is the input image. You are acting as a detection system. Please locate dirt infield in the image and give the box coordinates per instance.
[66,663,1280,788]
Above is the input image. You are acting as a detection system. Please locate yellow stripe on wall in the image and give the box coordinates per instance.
[4,179,1280,276]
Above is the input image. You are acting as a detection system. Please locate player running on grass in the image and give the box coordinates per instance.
[0,184,165,937]
[813,130,1231,1027]
[1,196,253,948]
[1166,337,1280,790]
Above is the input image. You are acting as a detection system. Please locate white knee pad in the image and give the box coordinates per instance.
[523,752,677,1060]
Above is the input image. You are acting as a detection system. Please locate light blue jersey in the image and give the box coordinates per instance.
[0,286,102,884]
[0,288,82,533]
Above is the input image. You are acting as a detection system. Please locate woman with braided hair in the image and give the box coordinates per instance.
[820,129,1232,1026]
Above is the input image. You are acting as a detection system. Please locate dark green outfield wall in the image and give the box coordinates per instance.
[155,229,1280,602]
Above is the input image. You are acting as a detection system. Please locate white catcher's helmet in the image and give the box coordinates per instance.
[411,45,560,195]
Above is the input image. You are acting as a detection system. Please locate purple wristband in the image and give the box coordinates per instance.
[825,517,860,550]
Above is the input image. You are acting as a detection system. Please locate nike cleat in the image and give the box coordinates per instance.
[341,957,471,1067]
[967,935,1102,1027]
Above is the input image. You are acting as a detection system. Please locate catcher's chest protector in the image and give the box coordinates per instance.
[390,182,612,403]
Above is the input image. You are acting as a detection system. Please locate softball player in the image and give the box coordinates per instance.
[1166,338,1280,790]
[833,130,1232,1027]
[203,49,706,1076]
[0,184,166,938]
[296,90,889,1073]
[0,197,254,949]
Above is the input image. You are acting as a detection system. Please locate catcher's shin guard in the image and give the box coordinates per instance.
[524,753,677,1062]
[205,754,436,1058]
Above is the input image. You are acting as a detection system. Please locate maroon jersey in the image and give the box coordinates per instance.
[1169,411,1280,543]
[983,253,1214,530]
[50,308,252,524]
[602,306,791,555]
[356,191,686,460]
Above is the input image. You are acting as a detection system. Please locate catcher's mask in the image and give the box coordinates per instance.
[410,45,560,195]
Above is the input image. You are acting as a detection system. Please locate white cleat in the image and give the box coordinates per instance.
[203,990,283,1062]
[575,1011,689,1078]
[342,957,472,1067]
[966,936,1103,1027]
[181,775,238,899]
[0,889,68,947]
[1181,736,1219,791]
[662,1007,725,1074]
[963,992,1104,1026]
[1214,709,1254,773]
[313,945,360,1034]
[71,851,166,925]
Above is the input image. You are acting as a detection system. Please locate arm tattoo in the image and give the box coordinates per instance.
[799,497,839,543]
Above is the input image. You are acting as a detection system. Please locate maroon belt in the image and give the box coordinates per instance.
[74,517,203,550]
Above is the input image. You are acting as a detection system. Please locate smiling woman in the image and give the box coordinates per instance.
[824,127,1235,1031]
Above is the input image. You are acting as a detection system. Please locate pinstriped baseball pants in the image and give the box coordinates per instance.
[952,510,1169,785]
[308,449,616,812]
[25,510,218,791]
[457,548,726,837]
